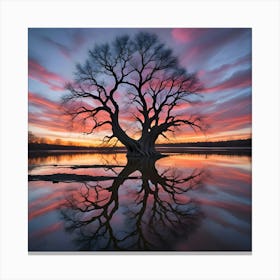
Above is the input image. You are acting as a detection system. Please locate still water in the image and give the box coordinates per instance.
[28,152,251,251]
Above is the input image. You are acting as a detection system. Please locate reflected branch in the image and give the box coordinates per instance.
[60,157,206,250]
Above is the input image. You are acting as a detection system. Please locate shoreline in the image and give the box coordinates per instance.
[28,146,252,157]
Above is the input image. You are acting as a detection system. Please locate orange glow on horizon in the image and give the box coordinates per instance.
[28,128,252,148]
[29,132,252,147]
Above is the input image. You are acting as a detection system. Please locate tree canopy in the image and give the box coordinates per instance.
[63,32,204,157]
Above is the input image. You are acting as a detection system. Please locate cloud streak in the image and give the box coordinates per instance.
[201,68,251,93]
[42,29,87,59]
[28,58,68,91]
[198,53,251,86]
[173,28,251,70]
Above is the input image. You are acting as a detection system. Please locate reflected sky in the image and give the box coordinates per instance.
[28,152,251,251]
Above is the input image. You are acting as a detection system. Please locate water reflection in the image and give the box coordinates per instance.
[60,157,205,251]
[28,152,251,251]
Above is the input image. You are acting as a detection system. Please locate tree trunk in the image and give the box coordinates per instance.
[136,135,159,157]
[112,117,164,158]
[124,137,161,158]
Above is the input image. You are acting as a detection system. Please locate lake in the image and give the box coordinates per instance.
[28,151,251,251]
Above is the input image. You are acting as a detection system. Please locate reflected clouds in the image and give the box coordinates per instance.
[59,157,206,251]
[28,152,251,251]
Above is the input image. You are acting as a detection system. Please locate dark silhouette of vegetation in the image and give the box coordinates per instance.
[28,138,251,150]
[58,158,205,251]
[63,32,204,158]
[157,138,252,148]
[28,138,252,158]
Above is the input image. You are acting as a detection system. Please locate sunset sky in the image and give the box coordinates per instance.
[28,28,252,146]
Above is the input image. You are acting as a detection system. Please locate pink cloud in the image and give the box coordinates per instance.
[28,92,70,132]
[214,114,251,132]
[172,29,192,43]
[28,58,67,91]
[213,95,251,119]
[28,113,69,132]
[210,94,250,116]
[199,54,251,86]
[181,94,251,137]
[202,68,251,93]
[208,54,250,77]
[179,29,250,69]
[28,92,112,134]
[28,91,60,111]
[171,28,207,43]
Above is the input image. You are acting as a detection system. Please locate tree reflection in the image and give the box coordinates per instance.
[60,157,205,251]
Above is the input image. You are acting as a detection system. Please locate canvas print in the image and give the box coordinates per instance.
[28,28,252,251]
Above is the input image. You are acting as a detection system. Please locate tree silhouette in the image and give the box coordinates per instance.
[63,32,203,157]
[60,158,205,251]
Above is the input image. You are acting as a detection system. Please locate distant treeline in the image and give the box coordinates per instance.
[156,139,252,148]
[29,143,95,151]
[29,139,251,151]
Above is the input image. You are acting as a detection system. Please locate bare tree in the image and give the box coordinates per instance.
[63,32,203,157]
